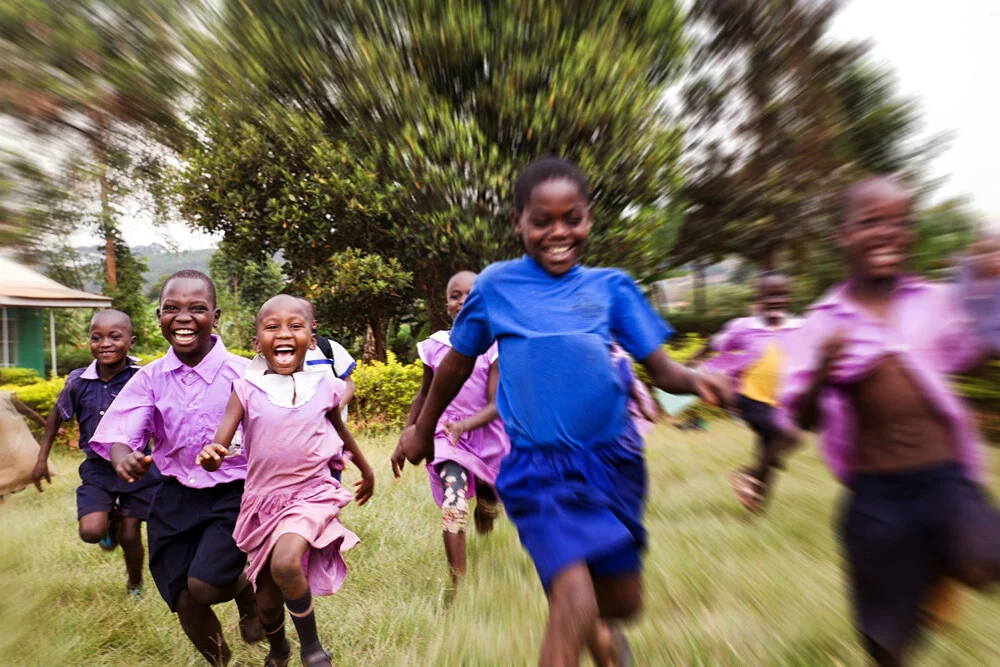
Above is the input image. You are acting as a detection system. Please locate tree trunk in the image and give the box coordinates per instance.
[363,307,388,364]
[232,276,240,345]
[99,156,117,287]
[693,262,707,315]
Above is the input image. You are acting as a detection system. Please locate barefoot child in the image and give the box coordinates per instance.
[779,176,1000,666]
[89,270,263,665]
[688,272,802,512]
[390,271,510,584]
[32,310,161,598]
[400,157,728,666]
[198,295,374,667]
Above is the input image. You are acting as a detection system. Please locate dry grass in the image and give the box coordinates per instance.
[3,421,1000,665]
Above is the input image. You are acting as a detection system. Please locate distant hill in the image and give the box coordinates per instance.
[70,243,216,293]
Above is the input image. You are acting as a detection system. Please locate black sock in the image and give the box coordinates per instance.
[262,611,290,658]
[285,590,321,654]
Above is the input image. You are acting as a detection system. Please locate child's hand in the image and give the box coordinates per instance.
[195,443,229,472]
[443,420,468,445]
[693,371,732,408]
[390,443,406,478]
[354,467,375,506]
[116,451,153,483]
[31,458,51,492]
[399,424,433,465]
[817,330,847,382]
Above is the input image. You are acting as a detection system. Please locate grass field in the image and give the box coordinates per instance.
[3,420,1000,666]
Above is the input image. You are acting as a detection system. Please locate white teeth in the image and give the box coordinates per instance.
[174,329,195,335]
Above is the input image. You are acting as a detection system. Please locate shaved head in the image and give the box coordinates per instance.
[256,294,312,330]
[842,175,911,224]
[446,270,477,293]
[91,309,133,336]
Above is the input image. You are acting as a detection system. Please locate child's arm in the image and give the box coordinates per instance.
[643,349,730,407]
[340,375,356,410]
[31,408,65,492]
[328,407,374,505]
[788,331,845,431]
[686,342,715,367]
[391,364,434,477]
[400,349,477,465]
[443,360,500,444]
[196,390,244,473]
[11,397,46,428]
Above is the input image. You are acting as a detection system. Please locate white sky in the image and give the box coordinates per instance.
[18,0,1000,250]
[832,0,1000,220]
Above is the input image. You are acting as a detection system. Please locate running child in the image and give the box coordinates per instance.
[197,294,374,667]
[688,272,802,512]
[778,175,1000,666]
[390,270,510,584]
[32,309,161,598]
[399,157,729,666]
[89,270,263,665]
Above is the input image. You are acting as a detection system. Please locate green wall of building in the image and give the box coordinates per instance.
[17,307,46,376]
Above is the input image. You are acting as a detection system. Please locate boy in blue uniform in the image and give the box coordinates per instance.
[33,309,161,599]
[401,158,729,666]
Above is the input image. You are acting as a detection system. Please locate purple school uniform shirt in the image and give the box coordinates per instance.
[90,336,250,488]
[701,316,801,391]
[777,278,988,484]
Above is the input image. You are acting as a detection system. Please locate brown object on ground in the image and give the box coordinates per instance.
[0,392,55,496]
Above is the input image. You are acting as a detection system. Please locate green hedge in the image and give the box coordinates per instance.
[663,311,741,338]
[351,351,423,431]
[0,367,41,386]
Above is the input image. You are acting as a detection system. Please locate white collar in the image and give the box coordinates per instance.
[244,354,324,407]
[429,330,451,346]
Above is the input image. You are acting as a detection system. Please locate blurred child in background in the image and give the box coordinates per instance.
[0,388,49,498]
[689,273,802,513]
[391,270,509,585]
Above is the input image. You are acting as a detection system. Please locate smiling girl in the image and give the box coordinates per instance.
[198,294,374,667]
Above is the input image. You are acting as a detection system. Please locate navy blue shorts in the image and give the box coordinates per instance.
[737,395,778,448]
[147,477,247,611]
[841,463,1000,654]
[497,426,647,591]
[76,456,162,521]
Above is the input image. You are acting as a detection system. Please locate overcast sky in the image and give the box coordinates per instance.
[52,0,1000,249]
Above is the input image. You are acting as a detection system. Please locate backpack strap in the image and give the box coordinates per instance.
[316,335,335,361]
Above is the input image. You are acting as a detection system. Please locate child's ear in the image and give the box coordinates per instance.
[212,308,221,329]
[310,333,317,350]
[252,336,261,354]
[128,336,137,350]
[512,210,522,236]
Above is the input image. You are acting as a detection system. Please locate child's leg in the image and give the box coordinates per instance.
[78,511,110,544]
[270,533,329,663]
[118,517,144,590]
[175,588,231,666]
[473,478,500,535]
[542,563,601,667]
[255,563,292,666]
[438,461,469,583]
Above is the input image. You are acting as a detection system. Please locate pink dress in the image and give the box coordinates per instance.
[232,371,359,595]
[418,331,511,506]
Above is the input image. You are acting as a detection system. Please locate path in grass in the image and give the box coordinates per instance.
[3,421,1000,665]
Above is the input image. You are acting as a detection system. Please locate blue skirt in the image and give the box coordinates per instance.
[496,426,647,590]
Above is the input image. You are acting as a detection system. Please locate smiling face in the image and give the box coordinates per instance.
[157,277,220,366]
[253,295,315,375]
[839,178,914,282]
[89,311,135,370]
[757,275,791,325]
[514,178,592,276]
[445,271,476,320]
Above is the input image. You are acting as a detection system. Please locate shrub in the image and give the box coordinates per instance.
[4,377,66,415]
[663,311,741,338]
[0,367,41,386]
[47,345,95,376]
[351,351,423,431]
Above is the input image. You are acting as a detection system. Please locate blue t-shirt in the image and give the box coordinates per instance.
[55,361,142,459]
[450,256,672,451]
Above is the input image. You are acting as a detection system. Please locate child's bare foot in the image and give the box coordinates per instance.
[474,499,499,534]
[239,614,266,644]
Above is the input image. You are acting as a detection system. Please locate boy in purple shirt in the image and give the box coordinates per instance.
[33,310,161,599]
[778,176,1000,666]
[90,271,263,665]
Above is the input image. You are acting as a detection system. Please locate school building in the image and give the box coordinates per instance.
[0,255,111,377]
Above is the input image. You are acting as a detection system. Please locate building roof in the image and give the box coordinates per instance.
[0,255,112,308]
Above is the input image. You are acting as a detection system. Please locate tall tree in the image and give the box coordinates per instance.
[0,0,185,285]
[677,0,929,273]
[178,0,688,357]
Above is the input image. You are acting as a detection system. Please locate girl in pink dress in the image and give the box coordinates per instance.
[197,295,374,667]
[391,270,511,584]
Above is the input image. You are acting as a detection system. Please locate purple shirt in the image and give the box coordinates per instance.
[54,359,142,459]
[701,316,801,391]
[777,278,988,484]
[90,336,250,488]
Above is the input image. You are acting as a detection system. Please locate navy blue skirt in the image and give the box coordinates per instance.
[497,426,647,590]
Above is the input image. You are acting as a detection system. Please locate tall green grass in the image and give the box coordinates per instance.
[3,423,1000,665]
